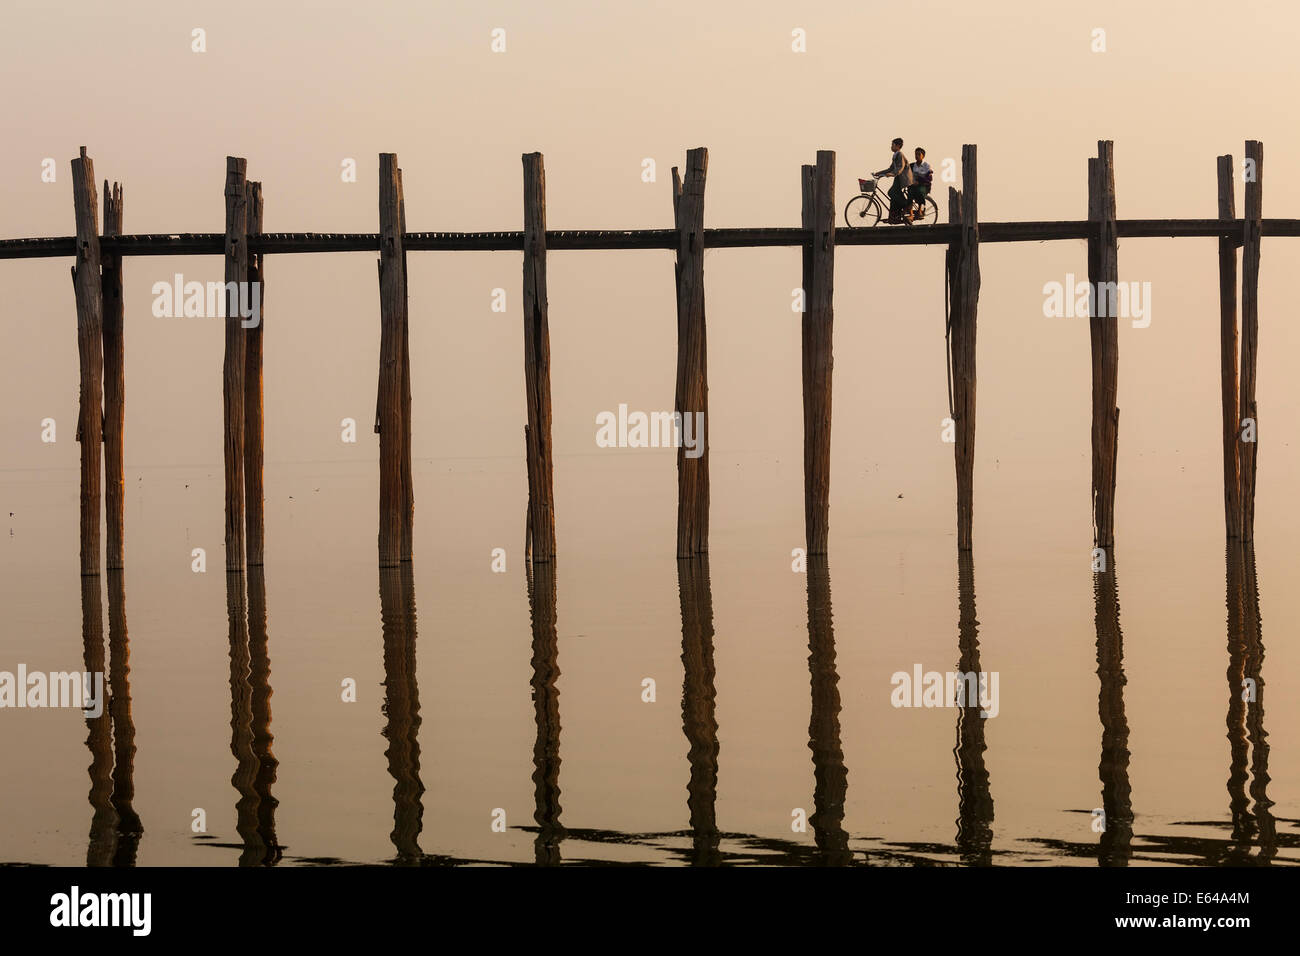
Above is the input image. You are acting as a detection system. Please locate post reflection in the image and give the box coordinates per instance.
[1093,550,1132,866]
[82,570,143,866]
[83,576,116,866]
[527,559,563,865]
[226,570,281,865]
[106,570,142,865]
[678,556,719,866]
[953,552,994,865]
[805,555,851,864]
[380,564,424,863]
[1225,543,1275,864]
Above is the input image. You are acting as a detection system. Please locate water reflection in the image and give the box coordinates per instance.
[527,559,563,865]
[82,572,144,866]
[1225,543,1275,863]
[380,564,424,863]
[1093,550,1132,866]
[106,571,142,864]
[82,576,115,866]
[226,569,281,865]
[60,539,1292,868]
[805,556,851,864]
[953,552,994,865]
[678,556,719,866]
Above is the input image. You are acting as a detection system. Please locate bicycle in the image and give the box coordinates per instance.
[843,176,940,228]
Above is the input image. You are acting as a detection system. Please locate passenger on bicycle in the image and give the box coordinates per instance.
[908,148,933,222]
[873,137,912,224]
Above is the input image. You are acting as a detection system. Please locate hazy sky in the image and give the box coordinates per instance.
[2,0,1297,485]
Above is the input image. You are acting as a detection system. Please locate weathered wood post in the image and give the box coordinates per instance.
[376,154,407,568]
[1216,156,1241,539]
[102,180,125,570]
[1088,142,1120,549]
[398,169,414,563]
[1239,140,1263,541]
[70,148,105,577]
[801,151,835,555]
[672,147,709,557]
[948,145,980,552]
[244,181,266,567]
[522,152,556,563]
[222,158,248,572]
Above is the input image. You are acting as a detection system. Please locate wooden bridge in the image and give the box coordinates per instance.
[3,141,1276,574]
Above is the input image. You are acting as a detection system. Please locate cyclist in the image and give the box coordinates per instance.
[873,137,912,223]
[908,148,933,222]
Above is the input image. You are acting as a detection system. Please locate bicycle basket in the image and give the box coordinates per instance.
[858,178,875,193]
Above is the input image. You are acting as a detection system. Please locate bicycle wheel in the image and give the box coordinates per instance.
[908,194,942,225]
[843,194,881,228]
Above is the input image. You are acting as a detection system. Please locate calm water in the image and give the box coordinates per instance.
[0,449,1295,866]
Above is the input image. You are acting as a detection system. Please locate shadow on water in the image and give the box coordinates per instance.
[380,564,424,864]
[225,569,281,866]
[83,572,143,866]
[953,551,994,866]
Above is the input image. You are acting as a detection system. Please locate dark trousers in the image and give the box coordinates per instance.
[888,180,907,217]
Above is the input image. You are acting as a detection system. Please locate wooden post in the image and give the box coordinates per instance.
[948,145,980,552]
[71,148,104,577]
[1217,156,1241,539]
[1088,142,1120,549]
[801,151,835,555]
[1239,140,1263,541]
[672,147,709,557]
[244,181,266,567]
[376,154,406,568]
[222,157,248,572]
[398,169,414,562]
[101,180,125,570]
[522,152,556,562]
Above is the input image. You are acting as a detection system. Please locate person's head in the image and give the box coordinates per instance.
[891,137,904,152]
[914,147,926,161]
